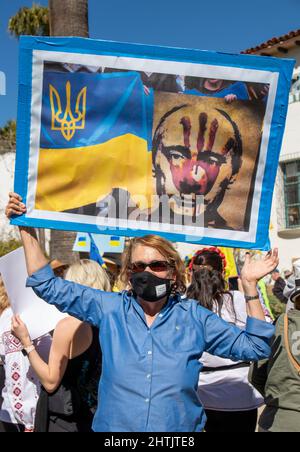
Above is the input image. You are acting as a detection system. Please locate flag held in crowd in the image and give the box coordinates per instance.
[73,233,125,254]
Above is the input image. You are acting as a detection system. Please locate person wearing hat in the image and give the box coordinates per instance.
[249,284,300,432]
[271,269,288,304]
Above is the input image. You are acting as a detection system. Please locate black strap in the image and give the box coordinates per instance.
[202,362,251,372]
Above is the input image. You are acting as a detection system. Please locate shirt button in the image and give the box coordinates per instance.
[158,314,163,318]
[145,398,150,403]
[147,374,151,379]
[147,350,152,355]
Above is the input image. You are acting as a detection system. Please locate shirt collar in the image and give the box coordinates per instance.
[123,291,188,313]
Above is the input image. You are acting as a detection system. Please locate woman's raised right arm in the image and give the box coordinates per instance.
[6,192,48,275]
[5,193,118,326]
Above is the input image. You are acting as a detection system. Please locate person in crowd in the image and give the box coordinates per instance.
[249,286,300,432]
[0,287,5,410]
[11,259,110,432]
[187,247,265,432]
[284,259,300,313]
[0,356,4,410]
[283,269,293,281]
[271,269,288,304]
[6,192,276,432]
[0,277,51,432]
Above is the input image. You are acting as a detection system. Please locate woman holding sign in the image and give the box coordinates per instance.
[6,192,277,433]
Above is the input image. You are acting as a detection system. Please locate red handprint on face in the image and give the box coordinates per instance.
[152,103,243,225]
[162,111,237,196]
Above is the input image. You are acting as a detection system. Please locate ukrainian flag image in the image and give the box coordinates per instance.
[109,236,121,247]
[35,70,153,213]
[78,235,88,248]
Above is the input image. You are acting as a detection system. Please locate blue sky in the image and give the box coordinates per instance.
[0,0,299,127]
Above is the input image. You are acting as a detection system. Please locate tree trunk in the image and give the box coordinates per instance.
[49,0,89,37]
[48,0,89,263]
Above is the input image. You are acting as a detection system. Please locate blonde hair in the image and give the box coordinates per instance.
[65,259,111,291]
[119,235,186,294]
[0,276,10,315]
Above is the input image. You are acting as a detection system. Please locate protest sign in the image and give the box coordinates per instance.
[0,248,67,339]
[11,36,294,249]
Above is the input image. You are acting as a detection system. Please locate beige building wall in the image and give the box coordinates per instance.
[270,97,300,270]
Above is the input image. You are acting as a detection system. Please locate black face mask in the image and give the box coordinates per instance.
[130,271,173,302]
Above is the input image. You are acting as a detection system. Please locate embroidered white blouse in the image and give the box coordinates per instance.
[0,308,52,430]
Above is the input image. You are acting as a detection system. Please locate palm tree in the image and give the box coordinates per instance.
[8,4,49,38]
[49,0,89,37]
[0,120,16,152]
[48,0,89,263]
[8,4,50,254]
[8,1,89,263]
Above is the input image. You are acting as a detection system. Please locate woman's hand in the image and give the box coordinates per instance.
[241,248,279,285]
[11,314,32,347]
[5,192,27,218]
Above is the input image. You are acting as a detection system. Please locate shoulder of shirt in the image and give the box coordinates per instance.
[179,297,216,318]
[98,290,132,314]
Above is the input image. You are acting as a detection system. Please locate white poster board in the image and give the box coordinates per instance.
[0,247,67,340]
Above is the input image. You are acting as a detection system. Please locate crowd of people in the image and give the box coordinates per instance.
[0,192,299,432]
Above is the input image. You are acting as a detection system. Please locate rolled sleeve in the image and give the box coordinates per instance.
[26,264,55,287]
[26,264,106,326]
[245,316,274,339]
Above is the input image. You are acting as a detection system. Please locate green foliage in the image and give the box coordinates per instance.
[0,120,16,152]
[0,239,22,258]
[8,3,49,38]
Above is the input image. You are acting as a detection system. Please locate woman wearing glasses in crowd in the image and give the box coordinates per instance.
[6,192,277,433]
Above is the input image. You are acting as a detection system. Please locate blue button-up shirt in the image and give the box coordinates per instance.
[27,265,274,432]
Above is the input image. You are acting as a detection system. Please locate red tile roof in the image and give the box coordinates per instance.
[242,29,300,54]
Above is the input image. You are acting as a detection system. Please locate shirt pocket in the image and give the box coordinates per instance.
[159,324,200,354]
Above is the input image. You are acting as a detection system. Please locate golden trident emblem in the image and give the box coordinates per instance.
[49,81,87,141]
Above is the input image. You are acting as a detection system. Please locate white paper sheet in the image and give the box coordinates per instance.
[0,247,67,340]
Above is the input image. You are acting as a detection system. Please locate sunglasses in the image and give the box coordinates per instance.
[130,260,173,274]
